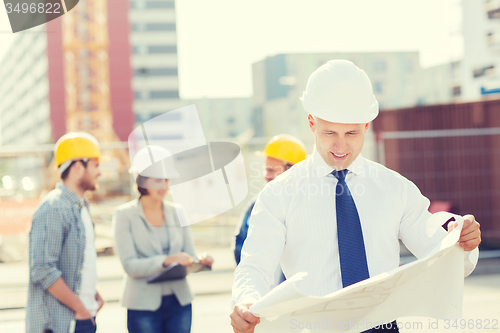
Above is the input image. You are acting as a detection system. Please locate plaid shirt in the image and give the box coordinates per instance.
[26,183,91,333]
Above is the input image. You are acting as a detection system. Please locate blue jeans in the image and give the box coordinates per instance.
[127,295,192,333]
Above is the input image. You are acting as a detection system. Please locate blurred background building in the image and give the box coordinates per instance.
[461,0,500,99]
[186,97,251,140]
[418,61,462,105]
[129,0,184,124]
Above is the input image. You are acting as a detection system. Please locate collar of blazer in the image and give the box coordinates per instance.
[135,198,181,228]
[131,198,184,256]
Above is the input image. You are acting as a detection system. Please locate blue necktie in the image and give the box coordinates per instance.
[332,169,370,288]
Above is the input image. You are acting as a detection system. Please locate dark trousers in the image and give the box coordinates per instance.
[127,295,192,333]
[45,317,96,333]
[74,318,97,333]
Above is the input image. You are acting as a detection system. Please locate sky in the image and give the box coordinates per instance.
[0,0,463,99]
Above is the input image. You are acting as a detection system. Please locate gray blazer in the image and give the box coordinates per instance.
[113,199,196,310]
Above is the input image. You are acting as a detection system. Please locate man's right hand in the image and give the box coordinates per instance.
[46,277,96,325]
[230,303,260,333]
[75,307,94,325]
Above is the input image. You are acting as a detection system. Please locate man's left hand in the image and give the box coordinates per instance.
[448,215,481,251]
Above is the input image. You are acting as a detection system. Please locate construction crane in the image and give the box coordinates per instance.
[55,0,130,193]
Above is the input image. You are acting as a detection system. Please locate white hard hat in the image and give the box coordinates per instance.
[131,145,180,179]
[300,60,379,124]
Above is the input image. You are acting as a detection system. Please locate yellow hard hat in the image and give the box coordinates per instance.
[54,132,101,171]
[264,134,307,165]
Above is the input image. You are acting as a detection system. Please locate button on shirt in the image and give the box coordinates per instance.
[232,150,479,305]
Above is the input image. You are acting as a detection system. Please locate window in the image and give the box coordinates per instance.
[133,45,177,54]
[132,23,176,32]
[452,86,461,96]
[473,65,494,78]
[133,46,147,54]
[135,113,152,123]
[149,90,179,99]
[134,68,178,76]
[134,91,150,100]
[131,1,175,9]
[148,45,177,54]
[374,82,384,93]
[151,111,182,121]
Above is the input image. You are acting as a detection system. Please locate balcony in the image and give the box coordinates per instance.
[486,0,500,18]
[487,33,500,51]
[481,76,500,95]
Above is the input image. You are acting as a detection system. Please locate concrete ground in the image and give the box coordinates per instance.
[0,249,499,333]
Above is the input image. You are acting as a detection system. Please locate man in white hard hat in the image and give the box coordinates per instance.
[27,133,104,333]
[230,60,481,333]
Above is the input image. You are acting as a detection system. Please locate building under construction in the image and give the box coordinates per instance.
[0,0,181,194]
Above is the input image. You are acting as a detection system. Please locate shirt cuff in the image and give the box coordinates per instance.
[231,296,259,310]
[464,247,479,277]
[40,269,62,290]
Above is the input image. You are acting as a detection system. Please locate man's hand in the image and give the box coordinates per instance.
[46,277,95,324]
[448,215,481,251]
[230,303,260,333]
[95,292,104,313]
[75,306,94,325]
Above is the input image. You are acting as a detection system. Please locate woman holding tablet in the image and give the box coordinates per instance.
[113,145,213,333]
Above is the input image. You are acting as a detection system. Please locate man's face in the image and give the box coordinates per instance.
[308,114,369,170]
[264,156,287,182]
[78,158,101,191]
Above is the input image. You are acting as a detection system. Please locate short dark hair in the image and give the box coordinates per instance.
[61,160,88,180]
[136,175,150,196]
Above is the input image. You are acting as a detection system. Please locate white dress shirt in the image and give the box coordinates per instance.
[79,206,98,316]
[232,149,478,305]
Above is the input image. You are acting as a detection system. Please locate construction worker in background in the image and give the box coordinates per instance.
[233,135,306,289]
[27,133,104,333]
[233,134,307,266]
[230,60,481,333]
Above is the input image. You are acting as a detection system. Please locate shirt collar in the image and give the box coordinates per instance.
[136,197,167,222]
[56,182,89,209]
[311,149,367,178]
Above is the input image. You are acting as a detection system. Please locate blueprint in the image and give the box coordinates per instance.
[250,212,466,332]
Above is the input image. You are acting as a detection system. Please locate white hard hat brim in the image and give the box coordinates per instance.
[130,145,180,179]
[300,93,379,124]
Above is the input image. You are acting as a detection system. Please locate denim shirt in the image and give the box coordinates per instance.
[26,183,90,333]
[234,201,255,265]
